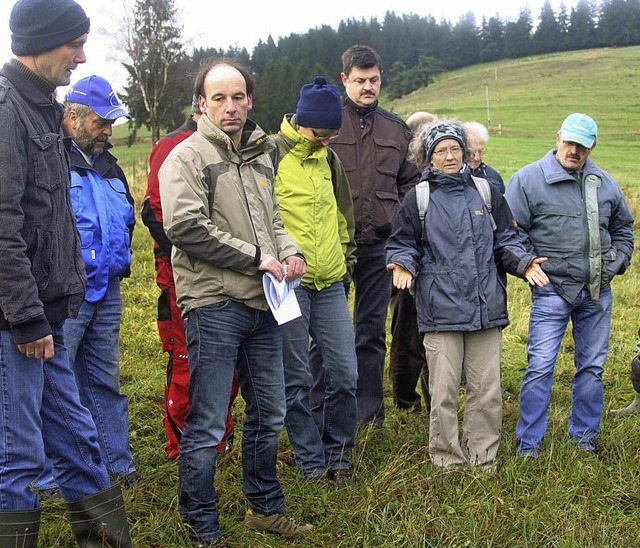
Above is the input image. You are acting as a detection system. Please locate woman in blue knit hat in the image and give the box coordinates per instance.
[273,76,358,485]
[386,120,549,472]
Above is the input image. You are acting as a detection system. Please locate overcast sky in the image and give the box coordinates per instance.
[1,0,580,94]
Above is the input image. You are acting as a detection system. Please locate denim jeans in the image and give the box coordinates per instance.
[64,277,135,477]
[516,284,613,455]
[0,323,110,510]
[34,278,134,490]
[281,282,357,477]
[179,301,286,541]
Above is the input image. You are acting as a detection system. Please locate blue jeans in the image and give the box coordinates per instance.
[0,323,110,510]
[34,279,134,490]
[179,301,286,541]
[65,277,135,477]
[282,283,357,477]
[516,284,613,455]
[311,243,391,428]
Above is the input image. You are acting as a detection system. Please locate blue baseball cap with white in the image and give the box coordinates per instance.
[66,75,131,121]
[559,113,597,148]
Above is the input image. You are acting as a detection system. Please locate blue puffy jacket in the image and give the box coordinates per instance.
[69,143,135,303]
[386,168,535,334]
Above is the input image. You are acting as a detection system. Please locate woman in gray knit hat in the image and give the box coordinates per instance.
[386,120,549,472]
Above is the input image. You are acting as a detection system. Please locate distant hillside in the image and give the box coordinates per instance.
[388,46,640,186]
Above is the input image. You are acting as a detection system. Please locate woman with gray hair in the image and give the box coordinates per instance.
[386,121,548,471]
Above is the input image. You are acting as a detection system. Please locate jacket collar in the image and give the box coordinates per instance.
[198,114,273,161]
[68,139,119,177]
[540,149,600,185]
[343,95,378,117]
[279,114,326,159]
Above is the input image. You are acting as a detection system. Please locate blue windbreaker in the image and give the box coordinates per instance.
[69,143,135,303]
[386,168,535,334]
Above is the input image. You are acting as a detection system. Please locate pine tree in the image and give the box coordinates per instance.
[121,0,188,144]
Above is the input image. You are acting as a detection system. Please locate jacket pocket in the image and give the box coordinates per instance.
[373,189,400,239]
[31,133,65,192]
[373,138,402,178]
[25,226,53,290]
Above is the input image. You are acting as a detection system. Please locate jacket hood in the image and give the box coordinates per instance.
[280,113,327,158]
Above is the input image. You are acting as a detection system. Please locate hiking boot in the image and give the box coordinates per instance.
[192,539,225,547]
[328,468,351,486]
[120,471,141,488]
[611,392,640,416]
[244,509,313,539]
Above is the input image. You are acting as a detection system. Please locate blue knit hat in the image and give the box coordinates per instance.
[424,122,466,162]
[10,0,90,56]
[296,76,342,129]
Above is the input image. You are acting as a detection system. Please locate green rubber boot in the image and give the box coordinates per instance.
[611,391,640,416]
[65,485,132,548]
[0,508,40,548]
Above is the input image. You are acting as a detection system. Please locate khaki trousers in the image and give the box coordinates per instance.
[424,327,502,469]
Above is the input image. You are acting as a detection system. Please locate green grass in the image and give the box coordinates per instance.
[37,46,640,546]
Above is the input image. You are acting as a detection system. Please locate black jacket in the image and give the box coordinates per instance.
[0,60,86,343]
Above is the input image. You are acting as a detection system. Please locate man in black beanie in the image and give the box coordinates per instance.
[0,1,131,546]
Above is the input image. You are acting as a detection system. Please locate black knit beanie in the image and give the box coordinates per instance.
[10,0,90,56]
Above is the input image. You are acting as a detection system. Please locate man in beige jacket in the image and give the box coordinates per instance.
[160,57,312,546]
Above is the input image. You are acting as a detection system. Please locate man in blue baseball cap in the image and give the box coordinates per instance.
[506,113,634,458]
[57,75,137,487]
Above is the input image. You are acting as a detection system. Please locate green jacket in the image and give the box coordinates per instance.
[274,115,356,290]
[159,114,300,314]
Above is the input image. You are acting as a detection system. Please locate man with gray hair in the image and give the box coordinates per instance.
[462,121,505,194]
[0,1,130,546]
[61,75,138,485]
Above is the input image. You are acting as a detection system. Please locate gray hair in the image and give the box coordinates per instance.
[63,101,94,122]
[461,121,489,144]
[406,111,440,134]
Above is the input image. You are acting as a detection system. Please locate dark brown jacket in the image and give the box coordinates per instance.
[329,98,420,245]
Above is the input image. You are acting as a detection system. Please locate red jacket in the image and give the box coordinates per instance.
[141,116,198,259]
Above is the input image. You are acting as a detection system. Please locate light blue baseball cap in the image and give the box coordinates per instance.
[560,113,597,148]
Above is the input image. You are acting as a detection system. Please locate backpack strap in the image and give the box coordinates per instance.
[269,135,283,174]
[416,180,431,222]
[470,175,497,230]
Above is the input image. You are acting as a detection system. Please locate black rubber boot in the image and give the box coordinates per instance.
[0,508,40,548]
[65,485,132,548]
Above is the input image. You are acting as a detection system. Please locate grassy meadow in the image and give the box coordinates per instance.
[38,46,640,546]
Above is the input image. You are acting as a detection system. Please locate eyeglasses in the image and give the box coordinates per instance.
[432,146,463,158]
[311,128,339,141]
[468,147,486,156]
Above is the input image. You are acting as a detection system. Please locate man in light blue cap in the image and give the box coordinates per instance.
[506,113,634,458]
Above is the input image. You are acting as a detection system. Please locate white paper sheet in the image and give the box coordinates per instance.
[262,269,302,325]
